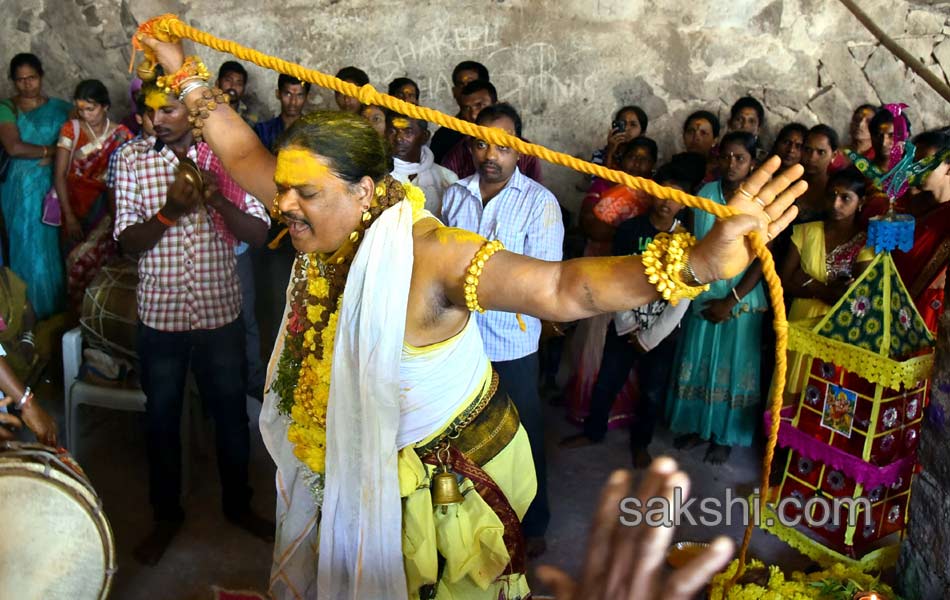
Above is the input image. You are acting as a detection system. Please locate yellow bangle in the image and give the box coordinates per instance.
[463,239,505,312]
[156,55,211,96]
[641,232,710,305]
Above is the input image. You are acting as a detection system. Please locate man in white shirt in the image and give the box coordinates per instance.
[441,102,564,557]
[386,112,457,219]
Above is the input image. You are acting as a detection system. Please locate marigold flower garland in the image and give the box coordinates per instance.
[709,559,895,599]
[270,179,426,481]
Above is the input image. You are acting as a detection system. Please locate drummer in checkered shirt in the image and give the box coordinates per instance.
[112,76,273,565]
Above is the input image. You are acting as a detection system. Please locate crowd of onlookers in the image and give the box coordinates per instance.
[1,50,948,561]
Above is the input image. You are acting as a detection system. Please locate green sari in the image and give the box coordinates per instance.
[0,97,70,319]
[665,181,768,447]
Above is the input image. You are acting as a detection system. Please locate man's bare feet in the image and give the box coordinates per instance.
[133,518,183,566]
[225,508,275,543]
[704,443,731,465]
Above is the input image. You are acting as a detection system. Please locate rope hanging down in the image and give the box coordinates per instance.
[132,14,786,586]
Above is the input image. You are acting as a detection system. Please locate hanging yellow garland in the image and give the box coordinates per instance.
[272,181,426,476]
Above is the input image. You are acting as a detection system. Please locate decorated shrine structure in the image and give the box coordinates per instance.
[762,245,934,571]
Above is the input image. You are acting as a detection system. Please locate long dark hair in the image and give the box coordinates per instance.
[719,131,758,158]
[74,79,111,107]
[277,111,392,184]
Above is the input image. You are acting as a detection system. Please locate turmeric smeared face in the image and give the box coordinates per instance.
[386,116,428,163]
[144,89,171,113]
[274,147,368,254]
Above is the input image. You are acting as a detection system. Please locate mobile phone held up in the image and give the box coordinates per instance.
[612,119,626,134]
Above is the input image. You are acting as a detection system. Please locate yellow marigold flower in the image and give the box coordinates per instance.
[316,360,332,384]
[304,328,317,350]
[308,276,330,298]
[402,181,426,216]
[307,304,324,323]
[290,404,313,426]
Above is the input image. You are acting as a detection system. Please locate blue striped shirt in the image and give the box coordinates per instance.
[442,167,564,361]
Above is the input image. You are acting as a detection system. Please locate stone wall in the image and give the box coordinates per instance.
[3,0,950,210]
[898,304,950,599]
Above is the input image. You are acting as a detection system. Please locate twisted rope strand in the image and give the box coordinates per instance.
[139,15,787,587]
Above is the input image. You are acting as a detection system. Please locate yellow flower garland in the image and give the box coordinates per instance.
[283,181,426,475]
[286,260,339,474]
[709,559,896,599]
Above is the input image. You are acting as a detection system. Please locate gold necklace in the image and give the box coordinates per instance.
[83,118,110,150]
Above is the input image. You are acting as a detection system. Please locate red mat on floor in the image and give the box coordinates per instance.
[212,586,268,600]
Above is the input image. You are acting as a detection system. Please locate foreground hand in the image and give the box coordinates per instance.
[0,397,23,441]
[691,157,805,283]
[202,171,226,211]
[21,399,57,447]
[536,457,734,600]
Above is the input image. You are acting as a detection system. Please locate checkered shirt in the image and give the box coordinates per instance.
[105,135,141,188]
[113,137,269,332]
[441,167,564,361]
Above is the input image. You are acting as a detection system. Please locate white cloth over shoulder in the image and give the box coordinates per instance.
[262,198,423,600]
[319,198,416,599]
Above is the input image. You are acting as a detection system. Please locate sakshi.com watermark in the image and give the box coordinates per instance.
[618,488,873,529]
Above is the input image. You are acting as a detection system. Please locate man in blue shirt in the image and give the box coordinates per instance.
[254,74,311,152]
[441,103,564,557]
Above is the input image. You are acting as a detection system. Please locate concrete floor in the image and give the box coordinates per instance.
[28,368,813,600]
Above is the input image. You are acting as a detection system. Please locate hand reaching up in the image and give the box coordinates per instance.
[536,457,734,600]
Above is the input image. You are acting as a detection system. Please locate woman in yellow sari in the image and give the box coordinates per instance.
[780,167,874,401]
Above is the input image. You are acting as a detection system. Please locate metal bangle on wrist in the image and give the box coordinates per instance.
[681,255,707,287]
[19,331,35,347]
[178,79,211,103]
[15,386,32,410]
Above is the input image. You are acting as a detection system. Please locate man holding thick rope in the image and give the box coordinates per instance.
[138,24,805,599]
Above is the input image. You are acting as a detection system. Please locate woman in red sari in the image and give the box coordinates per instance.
[894,129,950,332]
[53,79,133,312]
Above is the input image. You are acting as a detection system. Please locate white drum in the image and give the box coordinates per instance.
[0,442,116,599]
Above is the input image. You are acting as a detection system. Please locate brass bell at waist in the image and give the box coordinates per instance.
[431,467,464,507]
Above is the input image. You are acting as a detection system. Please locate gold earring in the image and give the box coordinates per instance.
[361,210,372,223]
[270,195,282,220]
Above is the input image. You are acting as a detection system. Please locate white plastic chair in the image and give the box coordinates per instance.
[62,327,195,488]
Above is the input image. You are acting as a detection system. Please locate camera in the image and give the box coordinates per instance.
[612,120,626,133]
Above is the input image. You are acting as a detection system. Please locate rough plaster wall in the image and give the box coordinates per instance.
[898,307,950,599]
[3,0,950,210]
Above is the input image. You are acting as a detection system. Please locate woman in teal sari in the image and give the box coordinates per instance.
[666,132,768,464]
[0,53,70,319]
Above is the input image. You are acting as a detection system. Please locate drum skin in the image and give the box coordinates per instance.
[0,443,115,599]
[80,260,139,361]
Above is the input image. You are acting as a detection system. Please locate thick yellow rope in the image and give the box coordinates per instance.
[134,14,786,586]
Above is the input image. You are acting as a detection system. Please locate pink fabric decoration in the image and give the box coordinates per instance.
[765,408,916,489]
